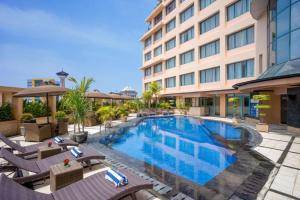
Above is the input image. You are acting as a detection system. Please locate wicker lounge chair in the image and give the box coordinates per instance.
[0,147,105,184]
[0,133,79,157]
[23,123,52,142]
[0,169,153,200]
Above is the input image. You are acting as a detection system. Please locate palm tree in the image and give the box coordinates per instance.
[149,81,161,108]
[142,91,152,108]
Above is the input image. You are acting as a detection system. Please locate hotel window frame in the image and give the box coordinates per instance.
[144,67,152,77]
[154,63,163,73]
[154,45,163,57]
[199,66,220,83]
[227,26,254,50]
[165,76,176,88]
[166,56,176,69]
[200,39,220,58]
[227,0,252,21]
[166,17,176,33]
[199,0,216,10]
[199,12,220,34]
[227,59,254,80]
[154,12,163,25]
[180,4,194,24]
[166,0,176,15]
[180,26,194,44]
[180,49,195,65]
[154,29,163,42]
[165,37,176,51]
[180,72,195,86]
[144,37,152,48]
[144,52,152,61]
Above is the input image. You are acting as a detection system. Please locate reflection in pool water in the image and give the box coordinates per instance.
[100,116,244,186]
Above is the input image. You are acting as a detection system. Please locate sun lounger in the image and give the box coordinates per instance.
[0,133,79,157]
[0,169,153,200]
[0,147,105,184]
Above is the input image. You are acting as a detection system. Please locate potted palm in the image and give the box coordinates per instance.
[96,106,115,130]
[253,94,271,132]
[228,97,240,124]
[63,77,94,143]
[117,106,129,122]
[55,111,68,135]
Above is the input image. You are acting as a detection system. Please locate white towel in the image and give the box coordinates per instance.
[70,147,82,158]
[105,168,128,187]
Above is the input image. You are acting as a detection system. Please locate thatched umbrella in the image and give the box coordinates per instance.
[14,85,67,123]
[85,91,111,99]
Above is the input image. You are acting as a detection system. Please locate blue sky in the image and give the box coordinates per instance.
[0,0,156,94]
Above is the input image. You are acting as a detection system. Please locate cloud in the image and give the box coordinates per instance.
[0,3,136,51]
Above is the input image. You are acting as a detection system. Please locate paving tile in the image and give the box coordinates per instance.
[264,191,295,200]
[283,152,300,169]
[289,143,300,154]
[261,133,292,142]
[294,137,300,144]
[271,166,300,198]
[259,138,289,151]
[254,146,283,163]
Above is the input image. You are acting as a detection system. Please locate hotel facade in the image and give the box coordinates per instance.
[140,0,300,133]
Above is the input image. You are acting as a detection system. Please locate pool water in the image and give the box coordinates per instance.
[100,116,243,186]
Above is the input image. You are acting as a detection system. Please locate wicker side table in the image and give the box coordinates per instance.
[50,160,83,192]
[37,146,62,160]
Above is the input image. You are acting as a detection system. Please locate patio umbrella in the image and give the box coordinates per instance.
[14,85,68,123]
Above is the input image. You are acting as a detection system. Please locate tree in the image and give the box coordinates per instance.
[253,94,271,123]
[149,81,161,108]
[228,97,240,118]
[142,91,152,108]
[96,106,115,130]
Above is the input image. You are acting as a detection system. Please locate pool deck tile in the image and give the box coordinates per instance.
[290,143,300,154]
[253,146,283,163]
[258,138,289,151]
[264,191,295,200]
[260,133,292,142]
[294,138,300,144]
[283,152,300,169]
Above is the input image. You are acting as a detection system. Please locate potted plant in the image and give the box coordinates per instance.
[228,97,240,124]
[0,103,19,137]
[96,106,115,131]
[253,94,271,132]
[23,101,51,124]
[117,106,129,122]
[20,113,35,123]
[63,77,94,143]
[55,111,68,135]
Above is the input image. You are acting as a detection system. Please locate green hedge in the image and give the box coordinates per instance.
[23,101,51,118]
[0,103,14,121]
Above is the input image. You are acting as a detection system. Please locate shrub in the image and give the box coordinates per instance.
[55,111,66,121]
[20,113,34,122]
[228,97,240,118]
[23,101,51,118]
[0,103,13,121]
[159,102,171,110]
[116,106,129,118]
[96,106,115,124]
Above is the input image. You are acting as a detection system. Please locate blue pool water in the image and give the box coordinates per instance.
[101,116,243,186]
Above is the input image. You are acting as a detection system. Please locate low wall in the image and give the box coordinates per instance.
[0,120,20,136]
[36,116,52,124]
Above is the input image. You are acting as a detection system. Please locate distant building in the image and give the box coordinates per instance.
[119,86,138,98]
[56,70,69,88]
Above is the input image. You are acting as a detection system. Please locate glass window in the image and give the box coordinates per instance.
[166,0,176,15]
[180,26,194,44]
[227,0,251,21]
[165,77,176,88]
[277,34,290,63]
[277,0,290,13]
[227,59,254,80]
[200,39,220,58]
[154,29,162,42]
[154,45,163,57]
[180,4,194,23]
[156,80,162,88]
[180,72,195,86]
[180,49,194,65]
[154,12,162,25]
[154,63,162,73]
[291,1,300,31]
[144,67,152,77]
[291,29,300,60]
[166,18,176,33]
[200,12,219,34]
[144,37,152,48]
[166,57,176,69]
[200,0,216,10]
[165,37,176,51]
[144,82,150,91]
[227,26,254,50]
[144,52,151,61]
[277,8,290,37]
[200,66,220,83]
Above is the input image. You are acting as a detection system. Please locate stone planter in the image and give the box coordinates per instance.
[36,116,51,124]
[69,131,88,143]
[57,119,68,135]
[232,118,241,124]
[0,120,20,137]
[256,123,269,133]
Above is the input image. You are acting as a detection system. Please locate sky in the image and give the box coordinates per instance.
[0,0,157,95]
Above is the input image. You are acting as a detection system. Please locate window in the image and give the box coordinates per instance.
[227,59,254,80]
[156,80,163,88]
[154,29,162,42]
[200,0,216,10]
[180,4,194,23]
[200,66,220,83]
[144,67,152,77]
[277,8,290,37]
[200,39,220,58]
[180,49,194,65]
[166,0,176,15]
[277,34,290,63]
[166,18,176,33]
[165,77,176,88]
[180,26,194,44]
[166,57,176,69]
[200,12,219,34]
[144,52,152,61]
[154,45,163,57]
[154,12,162,25]
[291,1,300,31]
[227,0,252,21]
[144,37,152,48]
[180,72,194,86]
[154,63,162,73]
[165,37,176,51]
[227,26,254,50]
[144,82,150,91]
[291,29,300,60]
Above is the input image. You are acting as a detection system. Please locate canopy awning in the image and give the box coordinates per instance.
[13,85,67,97]
[85,91,111,99]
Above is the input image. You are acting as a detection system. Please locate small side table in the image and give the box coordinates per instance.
[50,160,83,192]
[37,146,62,160]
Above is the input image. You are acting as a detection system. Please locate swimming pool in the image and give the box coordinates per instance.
[99,116,244,186]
